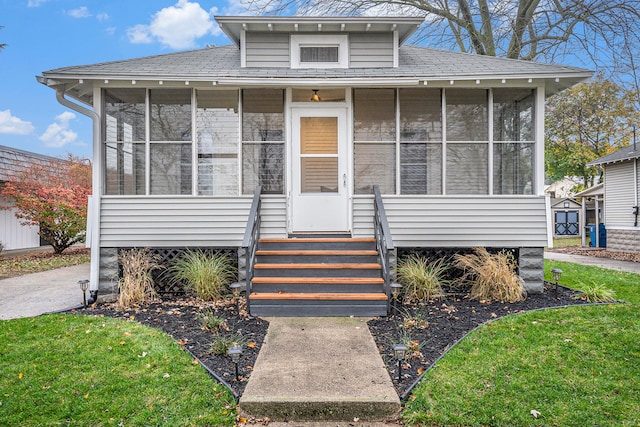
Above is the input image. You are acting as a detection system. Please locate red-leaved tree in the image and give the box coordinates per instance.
[1,154,92,254]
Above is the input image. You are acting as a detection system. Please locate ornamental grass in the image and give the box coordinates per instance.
[454,247,526,303]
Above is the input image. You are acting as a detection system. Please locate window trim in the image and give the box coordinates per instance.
[291,34,349,69]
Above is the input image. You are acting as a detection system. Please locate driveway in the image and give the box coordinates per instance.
[544,251,640,274]
[0,263,91,320]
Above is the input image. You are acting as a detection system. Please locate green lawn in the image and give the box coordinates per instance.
[403,261,640,426]
[0,314,236,426]
[0,248,90,280]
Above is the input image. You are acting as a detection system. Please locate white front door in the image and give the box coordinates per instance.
[290,108,350,233]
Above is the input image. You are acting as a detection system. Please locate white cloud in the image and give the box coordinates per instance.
[39,112,78,148]
[127,0,217,49]
[67,6,91,18]
[127,24,153,44]
[0,110,35,135]
[27,0,49,7]
[96,12,110,22]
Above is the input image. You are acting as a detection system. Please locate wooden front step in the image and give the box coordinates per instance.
[250,292,388,301]
[253,277,384,285]
[248,237,388,317]
[256,250,378,256]
[254,263,381,270]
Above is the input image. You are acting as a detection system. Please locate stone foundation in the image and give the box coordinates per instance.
[98,248,119,302]
[518,247,544,294]
[605,229,640,252]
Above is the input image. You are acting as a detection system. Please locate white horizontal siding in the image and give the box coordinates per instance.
[350,33,394,68]
[100,196,287,247]
[604,162,636,227]
[0,195,41,250]
[353,195,548,247]
[246,33,290,67]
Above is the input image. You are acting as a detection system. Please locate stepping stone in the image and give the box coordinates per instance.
[239,317,400,422]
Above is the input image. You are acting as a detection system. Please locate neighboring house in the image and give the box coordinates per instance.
[574,184,605,247]
[587,145,640,251]
[544,177,579,199]
[37,16,592,315]
[550,198,582,238]
[0,145,60,251]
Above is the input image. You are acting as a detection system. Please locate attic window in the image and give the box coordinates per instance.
[300,46,339,63]
[291,34,348,69]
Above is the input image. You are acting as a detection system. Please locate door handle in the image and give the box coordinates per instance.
[343,173,347,187]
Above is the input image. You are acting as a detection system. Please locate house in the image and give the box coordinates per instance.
[550,198,582,238]
[544,177,579,199]
[37,16,592,315]
[0,145,61,251]
[587,145,640,251]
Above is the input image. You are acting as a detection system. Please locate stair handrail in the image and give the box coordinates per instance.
[241,186,262,307]
[373,185,394,301]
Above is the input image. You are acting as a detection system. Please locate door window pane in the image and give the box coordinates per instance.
[300,117,337,154]
[150,89,192,141]
[446,143,488,194]
[354,89,396,141]
[446,89,488,141]
[301,158,338,192]
[196,90,239,195]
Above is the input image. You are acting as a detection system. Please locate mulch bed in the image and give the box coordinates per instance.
[368,283,590,398]
[78,284,589,399]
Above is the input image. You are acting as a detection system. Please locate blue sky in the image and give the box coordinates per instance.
[0,0,243,159]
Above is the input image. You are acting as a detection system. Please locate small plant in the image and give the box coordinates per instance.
[166,250,236,301]
[116,248,161,310]
[397,255,448,304]
[211,332,246,355]
[391,327,424,360]
[454,247,526,303]
[198,309,228,332]
[574,282,616,302]
[401,308,430,330]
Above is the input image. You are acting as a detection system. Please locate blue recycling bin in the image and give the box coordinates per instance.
[588,223,606,248]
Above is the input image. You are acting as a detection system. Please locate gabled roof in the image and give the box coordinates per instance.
[550,197,581,209]
[575,183,604,198]
[587,144,640,167]
[39,44,592,105]
[0,145,63,182]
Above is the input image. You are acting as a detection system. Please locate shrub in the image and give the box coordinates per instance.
[397,255,448,304]
[167,250,236,301]
[117,248,161,310]
[575,282,616,302]
[454,247,526,303]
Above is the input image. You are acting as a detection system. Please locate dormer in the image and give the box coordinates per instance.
[216,16,423,69]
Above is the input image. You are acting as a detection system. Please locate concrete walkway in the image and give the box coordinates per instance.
[544,251,640,274]
[0,263,91,320]
[240,317,400,422]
